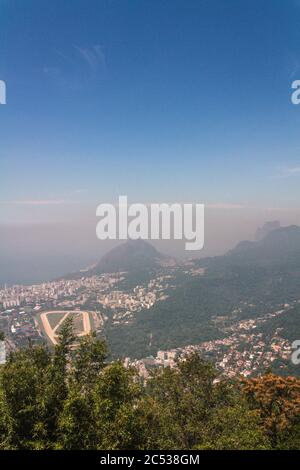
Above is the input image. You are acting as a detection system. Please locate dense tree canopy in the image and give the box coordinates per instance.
[0,322,300,450]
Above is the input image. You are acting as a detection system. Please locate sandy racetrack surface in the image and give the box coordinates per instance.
[40,310,91,345]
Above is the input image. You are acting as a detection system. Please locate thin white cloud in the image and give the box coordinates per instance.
[207,203,300,212]
[289,57,300,79]
[43,66,61,77]
[74,44,107,74]
[263,206,300,212]
[1,199,78,206]
[71,188,87,195]
[43,45,107,88]
[206,203,247,210]
[275,166,300,178]
[285,166,300,175]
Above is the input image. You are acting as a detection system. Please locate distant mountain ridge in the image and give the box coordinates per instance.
[58,224,300,366]
[90,239,170,274]
[106,224,300,360]
[255,221,281,241]
[225,225,300,267]
[65,225,300,279]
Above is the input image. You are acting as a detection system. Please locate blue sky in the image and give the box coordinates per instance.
[1,0,300,223]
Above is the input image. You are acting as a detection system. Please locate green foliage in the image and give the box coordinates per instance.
[134,354,269,450]
[105,227,300,360]
[0,330,299,449]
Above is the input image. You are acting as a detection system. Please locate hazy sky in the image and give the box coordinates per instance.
[1,0,300,283]
[1,0,300,216]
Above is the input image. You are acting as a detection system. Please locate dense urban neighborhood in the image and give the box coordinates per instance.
[1,242,299,379]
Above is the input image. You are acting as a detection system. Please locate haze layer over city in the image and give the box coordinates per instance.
[1,0,300,283]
